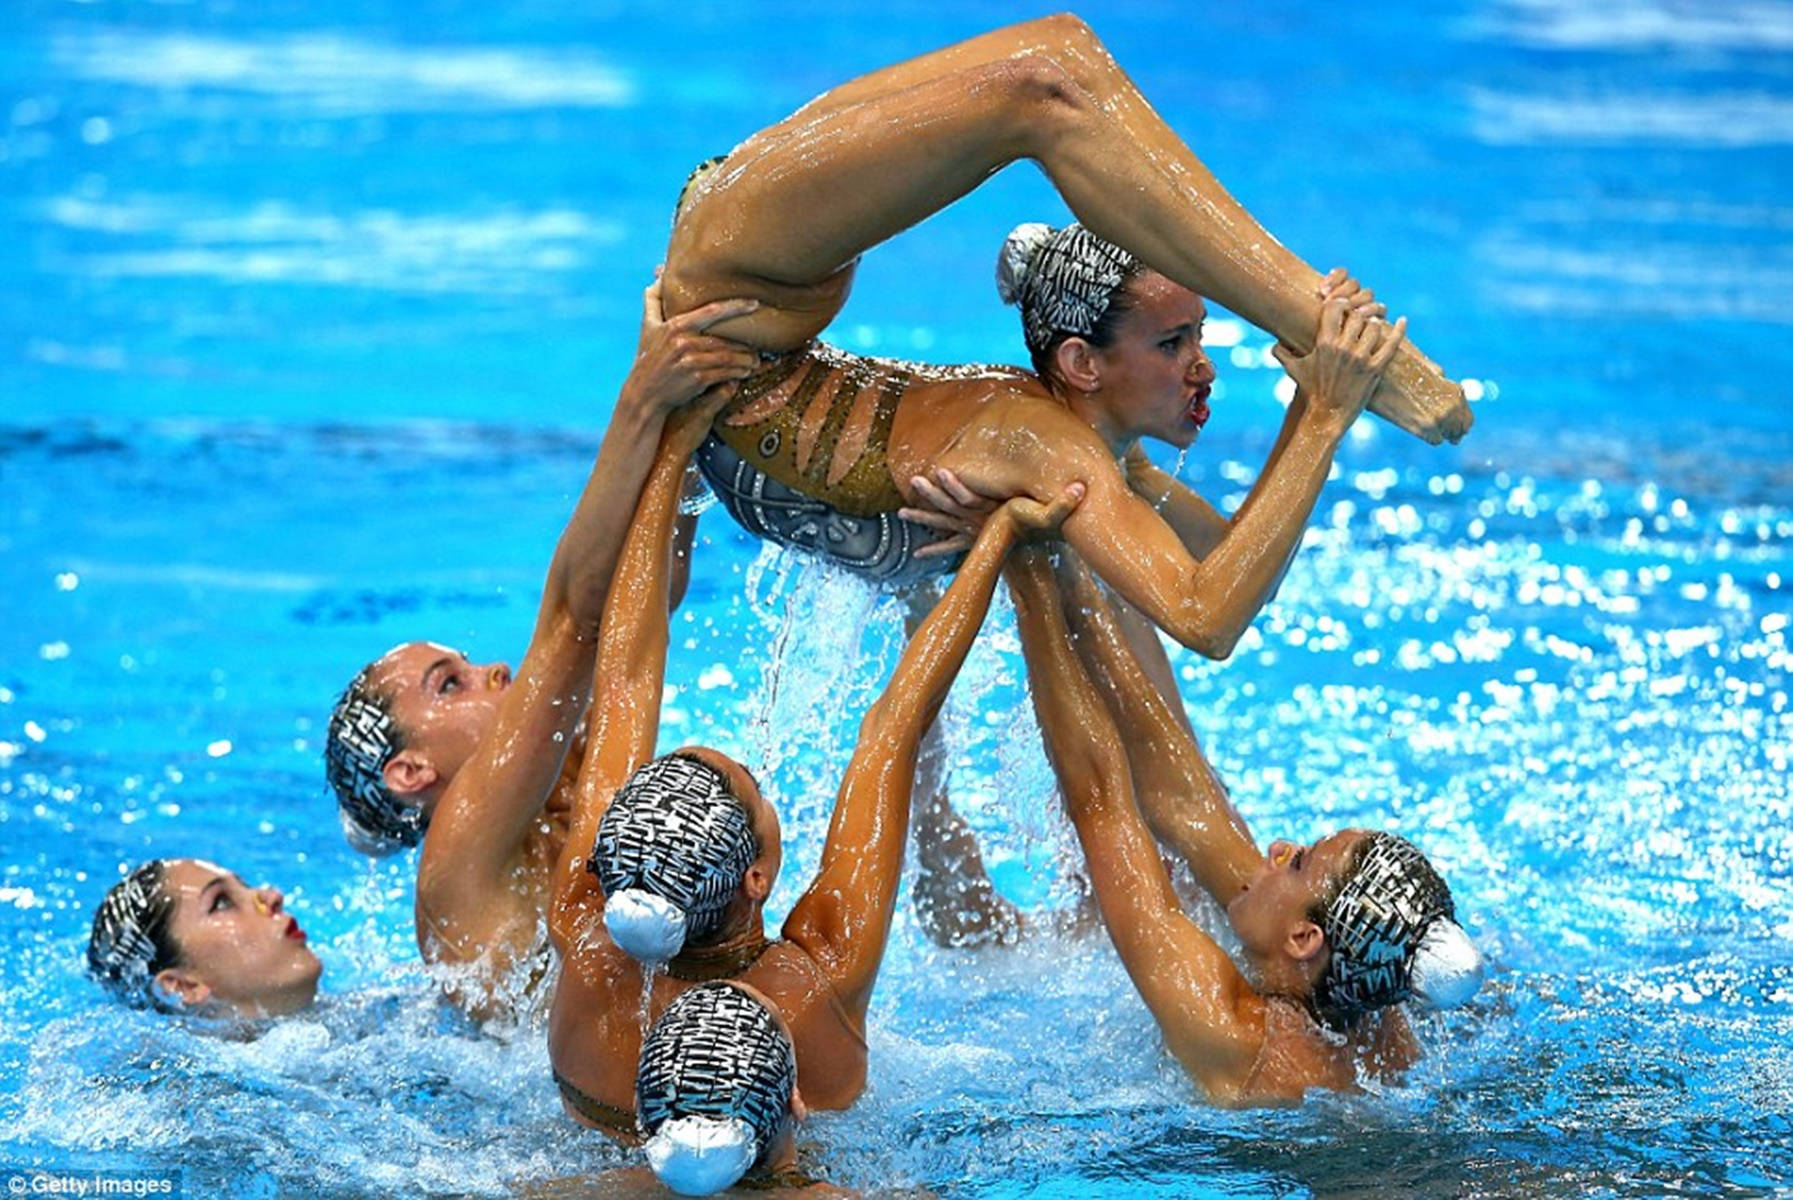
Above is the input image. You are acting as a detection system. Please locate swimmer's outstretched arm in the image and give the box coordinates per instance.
[1119,269,1389,574]
[549,382,747,949]
[552,281,757,635]
[781,483,1085,1019]
[666,14,1466,441]
[1054,555,1261,905]
[1008,550,1262,1096]
[981,298,1399,659]
[421,282,759,965]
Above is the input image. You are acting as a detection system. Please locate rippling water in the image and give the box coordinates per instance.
[4,1,1791,1196]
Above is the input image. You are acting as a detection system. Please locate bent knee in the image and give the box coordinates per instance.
[974,54,1094,156]
[1015,12,1113,92]
[1030,12,1105,53]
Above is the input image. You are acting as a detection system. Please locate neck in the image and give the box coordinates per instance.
[665,923,770,983]
[1246,948,1321,1005]
[1061,387,1134,458]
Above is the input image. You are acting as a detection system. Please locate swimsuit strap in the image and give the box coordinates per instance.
[664,929,773,983]
[553,1069,641,1144]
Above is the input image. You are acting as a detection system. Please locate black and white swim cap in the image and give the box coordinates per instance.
[996,221,1140,352]
[636,982,797,1196]
[592,754,760,963]
[1315,833,1483,1023]
[88,861,178,1007]
[325,680,424,857]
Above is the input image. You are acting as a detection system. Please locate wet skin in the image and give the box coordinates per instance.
[156,858,322,1017]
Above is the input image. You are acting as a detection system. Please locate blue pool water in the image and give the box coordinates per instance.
[4,1,1791,1196]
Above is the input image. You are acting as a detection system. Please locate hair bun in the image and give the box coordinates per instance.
[644,1115,757,1196]
[605,889,689,962]
[1409,918,1484,1009]
[995,222,1056,305]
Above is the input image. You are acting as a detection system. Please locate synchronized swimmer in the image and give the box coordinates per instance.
[86,13,1483,1197]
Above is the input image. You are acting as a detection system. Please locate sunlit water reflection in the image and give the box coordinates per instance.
[5,0,1792,1195]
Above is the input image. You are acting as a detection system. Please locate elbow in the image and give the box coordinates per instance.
[1193,629,1240,662]
[570,613,607,649]
[1166,597,1243,662]
[1059,746,1132,824]
[569,611,605,646]
[1175,618,1240,662]
[560,579,610,644]
[855,697,927,754]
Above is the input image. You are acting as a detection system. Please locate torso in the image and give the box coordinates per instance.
[414,746,583,1024]
[712,342,1052,512]
[1220,996,1418,1107]
[548,929,869,1140]
[691,341,1071,583]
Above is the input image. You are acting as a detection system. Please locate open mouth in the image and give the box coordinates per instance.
[285,916,307,943]
[1188,387,1212,427]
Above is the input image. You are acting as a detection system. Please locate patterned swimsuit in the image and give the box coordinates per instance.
[694,344,960,585]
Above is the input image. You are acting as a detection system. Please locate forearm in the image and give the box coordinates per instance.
[790,509,1023,997]
[1059,564,1261,903]
[1226,387,1300,514]
[812,514,1015,877]
[1166,414,1344,657]
[548,387,667,637]
[557,430,690,896]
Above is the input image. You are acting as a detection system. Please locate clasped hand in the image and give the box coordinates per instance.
[1272,267,1407,433]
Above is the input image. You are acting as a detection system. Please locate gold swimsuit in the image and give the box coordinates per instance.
[695,346,959,584]
[710,348,908,517]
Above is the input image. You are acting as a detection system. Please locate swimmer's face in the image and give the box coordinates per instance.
[155,858,322,1017]
[1091,273,1215,450]
[1227,829,1370,969]
[677,745,783,898]
[371,641,513,800]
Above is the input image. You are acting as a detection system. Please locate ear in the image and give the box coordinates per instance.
[1052,337,1103,394]
[742,862,773,904]
[1285,919,1326,964]
[383,749,439,798]
[789,1086,809,1124]
[153,966,212,1010]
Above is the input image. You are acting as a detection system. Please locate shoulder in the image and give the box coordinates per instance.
[749,941,865,1040]
[1226,996,1364,1104]
[417,815,547,946]
[953,384,1121,479]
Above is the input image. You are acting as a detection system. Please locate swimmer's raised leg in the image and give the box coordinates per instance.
[669,14,1468,442]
